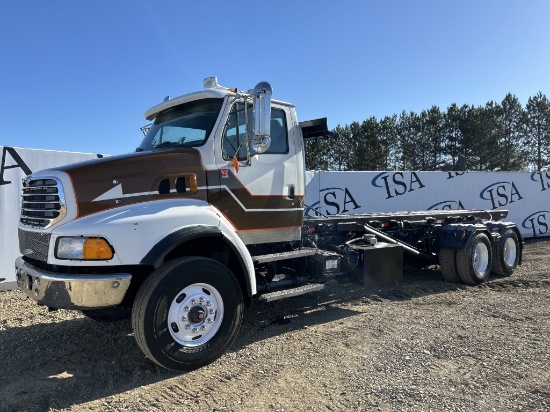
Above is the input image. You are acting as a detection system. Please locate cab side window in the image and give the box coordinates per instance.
[268,109,288,154]
[222,102,288,160]
[222,102,250,161]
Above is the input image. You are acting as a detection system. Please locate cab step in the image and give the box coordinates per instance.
[252,248,317,264]
[258,283,324,302]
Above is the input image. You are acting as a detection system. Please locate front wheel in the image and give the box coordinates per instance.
[132,257,244,371]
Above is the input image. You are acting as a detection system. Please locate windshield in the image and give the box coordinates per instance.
[137,98,224,151]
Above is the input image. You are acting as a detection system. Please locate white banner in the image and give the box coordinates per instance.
[3,153,549,290]
[0,147,103,290]
[304,170,550,239]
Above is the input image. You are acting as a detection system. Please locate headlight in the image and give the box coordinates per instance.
[56,237,114,260]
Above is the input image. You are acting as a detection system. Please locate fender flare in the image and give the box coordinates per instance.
[437,223,493,250]
[140,225,255,297]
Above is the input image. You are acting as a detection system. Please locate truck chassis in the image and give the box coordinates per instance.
[251,208,522,302]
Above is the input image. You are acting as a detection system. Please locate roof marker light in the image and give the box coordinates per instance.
[204,77,237,92]
[204,77,220,89]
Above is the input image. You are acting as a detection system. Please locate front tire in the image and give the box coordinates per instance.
[132,257,243,371]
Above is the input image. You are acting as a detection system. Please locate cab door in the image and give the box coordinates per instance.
[214,100,303,245]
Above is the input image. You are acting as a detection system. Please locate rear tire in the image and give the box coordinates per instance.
[132,257,243,371]
[456,233,492,285]
[439,249,461,283]
[491,229,520,277]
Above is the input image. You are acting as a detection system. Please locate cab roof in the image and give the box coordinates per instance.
[144,87,295,121]
[144,89,229,121]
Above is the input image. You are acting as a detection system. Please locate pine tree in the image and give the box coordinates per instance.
[525,92,550,171]
[494,93,527,171]
[443,103,464,167]
[378,115,399,170]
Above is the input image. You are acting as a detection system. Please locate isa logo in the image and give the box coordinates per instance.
[522,211,550,237]
[1,147,33,186]
[305,187,361,217]
[530,171,550,192]
[479,181,523,209]
[446,171,466,180]
[371,172,425,199]
[427,200,465,210]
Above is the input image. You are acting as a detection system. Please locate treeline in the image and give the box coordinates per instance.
[305,92,550,172]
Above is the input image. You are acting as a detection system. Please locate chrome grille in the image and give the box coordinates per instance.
[20,177,66,228]
[18,228,51,262]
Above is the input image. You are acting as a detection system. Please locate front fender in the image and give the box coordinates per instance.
[50,198,256,295]
[140,225,256,296]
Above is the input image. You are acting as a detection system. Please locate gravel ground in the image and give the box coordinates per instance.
[1,238,549,411]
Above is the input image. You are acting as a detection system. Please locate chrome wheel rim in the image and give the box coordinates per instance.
[474,242,490,274]
[503,237,517,267]
[167,283,223,346]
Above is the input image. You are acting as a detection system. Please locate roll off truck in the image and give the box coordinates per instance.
[15,78,523,371]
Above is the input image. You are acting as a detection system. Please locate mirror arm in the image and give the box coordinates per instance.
[244,97,252,165]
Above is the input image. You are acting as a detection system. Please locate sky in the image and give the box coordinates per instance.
[1,0,549,156]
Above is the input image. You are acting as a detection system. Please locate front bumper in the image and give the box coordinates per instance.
[15,256,132,310]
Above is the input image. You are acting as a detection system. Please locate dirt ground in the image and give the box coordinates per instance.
[1,239,549,412]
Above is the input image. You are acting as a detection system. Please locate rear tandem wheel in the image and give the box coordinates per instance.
[439,248,461,283]
[491,228,520,277]
[456,232,493,285]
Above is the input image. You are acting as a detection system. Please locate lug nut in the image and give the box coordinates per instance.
[191,299,196,305]
[183,306,189,312]
[192,328,198,333]
[200,325,206,331]
[206,318,213,323]
[209,309,214,314]
[199,297,204,303]
[184,324,191,330]
[206,301,211,306]
[181,316,188,322]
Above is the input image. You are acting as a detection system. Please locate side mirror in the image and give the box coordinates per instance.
[252,81,272,153]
